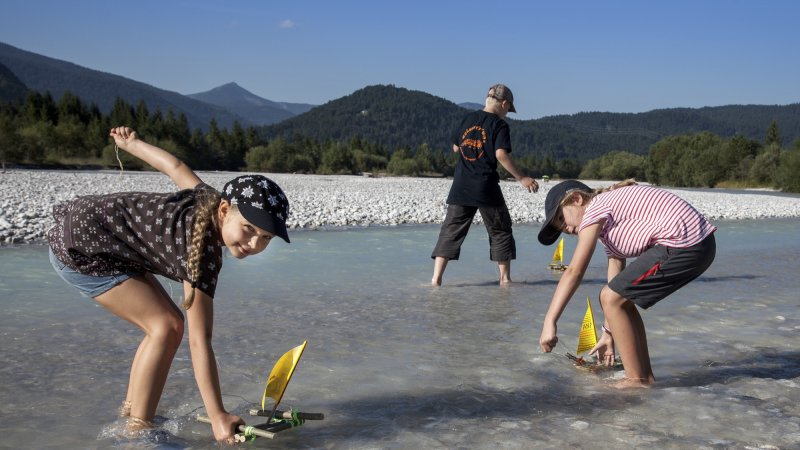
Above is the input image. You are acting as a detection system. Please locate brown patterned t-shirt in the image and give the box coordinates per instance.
[47,183,223,297]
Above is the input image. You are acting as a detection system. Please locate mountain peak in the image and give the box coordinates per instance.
[197,81,245,95]
[188,82,316,125]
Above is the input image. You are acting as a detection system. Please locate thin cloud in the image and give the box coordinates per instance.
[278,19,296,29]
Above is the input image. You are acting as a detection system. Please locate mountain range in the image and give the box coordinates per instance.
[258,84,800,160]
[1,40,798,161]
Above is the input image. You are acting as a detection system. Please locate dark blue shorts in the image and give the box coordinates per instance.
[49,248,136,298]
[608,233,716,309]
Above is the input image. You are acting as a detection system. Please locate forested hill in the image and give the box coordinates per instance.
[259,84,467,152]
[0,41,247,130]
[527,105,800,156]
[260,84,800,161]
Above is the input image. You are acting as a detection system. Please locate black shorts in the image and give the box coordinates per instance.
[608,233,716,309]
[431,204,516,262]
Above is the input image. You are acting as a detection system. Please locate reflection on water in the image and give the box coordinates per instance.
[1,219,799,449]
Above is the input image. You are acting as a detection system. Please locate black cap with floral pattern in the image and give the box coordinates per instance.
[222,175,290,243]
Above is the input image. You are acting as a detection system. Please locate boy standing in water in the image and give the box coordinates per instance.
[431,84,538,286]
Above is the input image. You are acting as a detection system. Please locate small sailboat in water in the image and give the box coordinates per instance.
[548,237,567,271]
[566,297,624,371]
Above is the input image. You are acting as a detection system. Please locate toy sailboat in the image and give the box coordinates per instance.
[548,237,567,271]
[566,298,623,371]
[197,340,324,441]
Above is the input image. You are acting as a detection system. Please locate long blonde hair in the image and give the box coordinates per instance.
[564,179,637,205]
[183,190,221,310]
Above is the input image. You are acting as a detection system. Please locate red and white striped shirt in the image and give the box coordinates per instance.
[578,185,716,258]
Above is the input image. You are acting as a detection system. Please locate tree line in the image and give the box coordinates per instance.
[1,90,798,192]
[579,121,800,192]
[0,91,581,178]
[259,85,800,161]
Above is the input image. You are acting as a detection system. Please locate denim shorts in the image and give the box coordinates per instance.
[48,248,136,298]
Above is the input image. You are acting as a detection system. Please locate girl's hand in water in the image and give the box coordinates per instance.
[211,411,244,443]
[539,321,558,352]
[589,332,616,366]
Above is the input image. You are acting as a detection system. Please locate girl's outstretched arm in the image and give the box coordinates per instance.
[184,283,244,442]
[110,126,202,190]
[539,223,602,352]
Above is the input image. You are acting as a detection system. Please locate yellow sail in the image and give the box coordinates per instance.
[552,237,564,265]
[549,237,566,270]
[261,341,307,414]
[576,297,598,355]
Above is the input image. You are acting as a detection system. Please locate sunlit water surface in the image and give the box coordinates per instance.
[1,220,798,449]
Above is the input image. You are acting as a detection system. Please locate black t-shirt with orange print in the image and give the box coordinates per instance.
[446,110,512,207]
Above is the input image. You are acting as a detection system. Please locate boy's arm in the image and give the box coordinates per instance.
[496,148,538,192]
[110,126,202,190]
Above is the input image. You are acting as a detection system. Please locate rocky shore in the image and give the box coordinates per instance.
[2,170,800,245]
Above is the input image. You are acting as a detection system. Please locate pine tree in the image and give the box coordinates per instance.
[765,120,781,147]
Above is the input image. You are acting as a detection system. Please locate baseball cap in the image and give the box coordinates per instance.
[488,84,516,113]
[538,180,591,245]
[222,175,291,243]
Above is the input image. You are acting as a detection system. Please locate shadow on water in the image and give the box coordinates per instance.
[312,378,646,443]
[449,274,760,289]
[690,274,759,283]
[448,277,607,288]
[659,348,800,388]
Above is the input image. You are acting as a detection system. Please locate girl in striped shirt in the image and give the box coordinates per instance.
[537,179,716,388]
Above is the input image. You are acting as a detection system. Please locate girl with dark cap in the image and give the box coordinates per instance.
[47,127,290,441]
[537,179,716,388]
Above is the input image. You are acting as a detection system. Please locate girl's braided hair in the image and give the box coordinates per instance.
[183,190,222,310]
[565,179,637,204]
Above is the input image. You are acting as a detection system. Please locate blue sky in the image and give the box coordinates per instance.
[1,0,798,119]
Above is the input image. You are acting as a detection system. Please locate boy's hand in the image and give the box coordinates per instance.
[520,177,539,193]
[109,126,139,150]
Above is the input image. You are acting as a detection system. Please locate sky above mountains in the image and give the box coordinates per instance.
[2,0,798,120]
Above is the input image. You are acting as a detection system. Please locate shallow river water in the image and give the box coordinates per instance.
[1,219,798,449]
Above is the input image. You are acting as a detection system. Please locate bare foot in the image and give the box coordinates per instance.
[612,377,653,389]
[126,416,154,435]
[431,278,442,287]
[499,278,512,285]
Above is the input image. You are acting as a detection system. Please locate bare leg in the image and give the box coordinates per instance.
[120,342,147,417]
[599,286,655,387]
[498,260,511,284]
[432,257,448,286]
[94,273,185,425]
